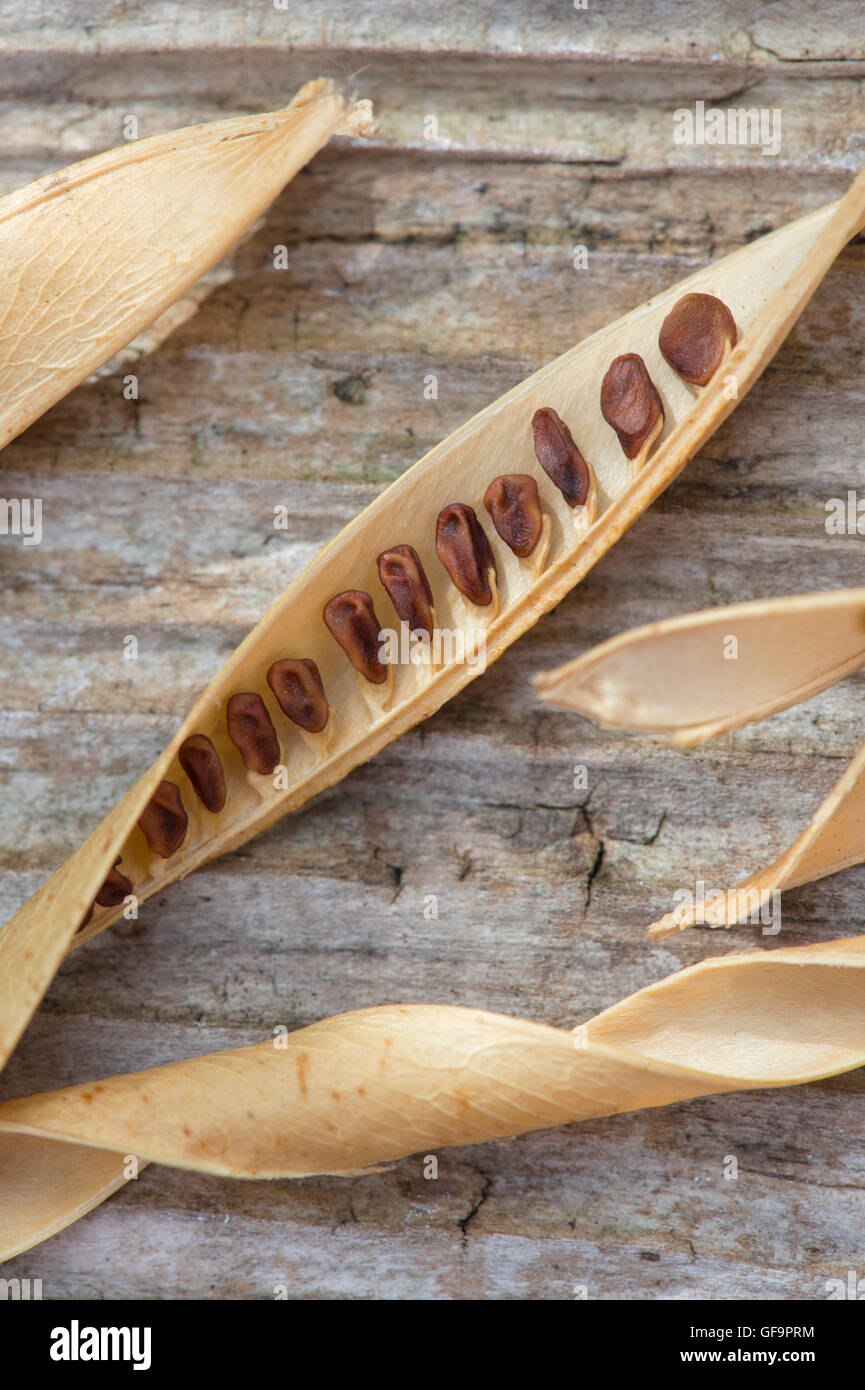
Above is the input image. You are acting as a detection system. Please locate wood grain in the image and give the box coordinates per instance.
[1,0,864,1300]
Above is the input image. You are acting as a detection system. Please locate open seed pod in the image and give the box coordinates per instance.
[0,79,371,453]
[534,588,865,745]
[2,935,864,1258]
[3,169,865,1076]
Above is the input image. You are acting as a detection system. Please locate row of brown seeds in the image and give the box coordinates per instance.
[81,293,735,929]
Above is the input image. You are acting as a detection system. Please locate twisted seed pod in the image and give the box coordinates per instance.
[1,936,864,1259]
[0,80,365,455]
[3,170,865,1073]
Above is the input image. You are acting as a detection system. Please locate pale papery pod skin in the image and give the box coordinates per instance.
[534,588,865,745]
[0,78,360,452]
[3,171,865,1077]
[1,936,865,1259]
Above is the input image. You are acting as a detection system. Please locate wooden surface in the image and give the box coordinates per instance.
[2,1,865,1300]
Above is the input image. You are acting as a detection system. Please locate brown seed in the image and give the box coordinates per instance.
[377,545,435,635]
[95,860,134,909]
[435,503,497,606]
[659,292,737,387]
[323,590,388,684]
[530,409,593,508]
[600,353,665,460]
[179,733,227,813]
[483,474,544,556]
[138,780,188,858]
[227,692,281,774]
[267,657,329,733]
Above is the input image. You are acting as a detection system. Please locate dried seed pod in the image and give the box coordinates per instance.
[377,545,436,635]
[227,693,281,774]
[324,591,388,684]
[267,658,329,733]
[600,354,664,461]
[435,503,497,606]
[0,84,367,459]
[95,862,134,909]
[179,734,227,814]
[138,781,188,858]
[10,935,865,1251]
[530,411,593,509]
[659,292,738,387]
[535,587,865,748]
[483,474,544,557]
[10,169,865,991]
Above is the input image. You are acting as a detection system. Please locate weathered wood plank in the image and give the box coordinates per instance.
[2,0,865,1300]
[0,0,862,66]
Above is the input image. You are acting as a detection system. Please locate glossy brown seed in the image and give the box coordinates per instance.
[227,692,281,774]
[377,545,435,635]
[138,780,188,858]
[659,292,738,386]
[179,733,227,813]
[435,503,496,606]
[323,591,388,684]
[95,860,134,909]
[530,409,592,508]
[600,353,665,459]
[483,474,544,556]
[267,657,329,733]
